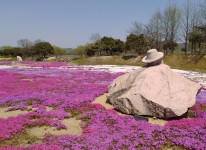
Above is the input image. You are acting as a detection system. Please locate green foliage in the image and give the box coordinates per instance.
[189,32,203,45]
[74,43,97,57]
[53,45,67,57]
[86,48,96,57]
[125,34,148,55]
[33,42,54,58]
[113,39,125,54]
[73,45,86,57]
[97,36,124,55]
[84,43,97,57]
[0,40,61,59]
[0,48,23,57]
[189,26,206,54]
[163,41,178,53]
[73,37,124,57]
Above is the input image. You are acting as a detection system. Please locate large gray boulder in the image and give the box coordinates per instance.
[107,64,201,118]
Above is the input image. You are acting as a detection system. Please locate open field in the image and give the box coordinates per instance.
[0,62,206,149]
[72,54,206,73]
[1,53,206,73]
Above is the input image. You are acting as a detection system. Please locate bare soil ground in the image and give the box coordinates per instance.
[0,106,82,139]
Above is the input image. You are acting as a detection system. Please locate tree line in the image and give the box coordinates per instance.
[1,1,206,59]
[74,0,206,57]
[0,39,67,59]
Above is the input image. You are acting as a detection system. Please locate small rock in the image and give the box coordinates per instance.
[17,56,23,62]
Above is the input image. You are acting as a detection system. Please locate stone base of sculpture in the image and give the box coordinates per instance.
[107,64,201,119]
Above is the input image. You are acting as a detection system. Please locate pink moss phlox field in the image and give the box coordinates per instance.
[44,108,206,149]
[0,62,206,149]
[0,62,12,65]
[166,118,206,128]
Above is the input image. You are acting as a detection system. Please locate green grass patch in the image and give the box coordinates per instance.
[71,54,206,73]
[163,54,206,73]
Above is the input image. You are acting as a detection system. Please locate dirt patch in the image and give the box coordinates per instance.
[21,78,34,82]
[45,57,56,61]
[0,105,82,134]
[46,106,54,111]
[0,106,82,136]
[27,117,82,138]
[93,93,114,109]
[92,93,128,117]
[0,106,36,119]
[0,117,82,147]
[148,118,167,126]
[0,106,83,146]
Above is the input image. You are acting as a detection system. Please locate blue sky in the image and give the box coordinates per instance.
[0,0,188,48]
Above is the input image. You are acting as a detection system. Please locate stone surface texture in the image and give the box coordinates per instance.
[108,64,201,118]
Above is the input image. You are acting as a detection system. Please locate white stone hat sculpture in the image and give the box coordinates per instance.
[142,49,164,63]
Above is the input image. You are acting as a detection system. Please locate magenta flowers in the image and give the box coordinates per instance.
[0,61,206,149]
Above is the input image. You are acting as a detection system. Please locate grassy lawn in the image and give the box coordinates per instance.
[1,54,206,73]
[71,54,206,73]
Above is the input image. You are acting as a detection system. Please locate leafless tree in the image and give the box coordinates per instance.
[128,21,145,35]
[34,39,42,45]
[90,33,101,43]
[180,0,193,54]
[17,39,32,48]
[188,2,202,54]
[145,10,163,50]
[162,4,181,54]
[200,0,206,24]
[17,39,33,56]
